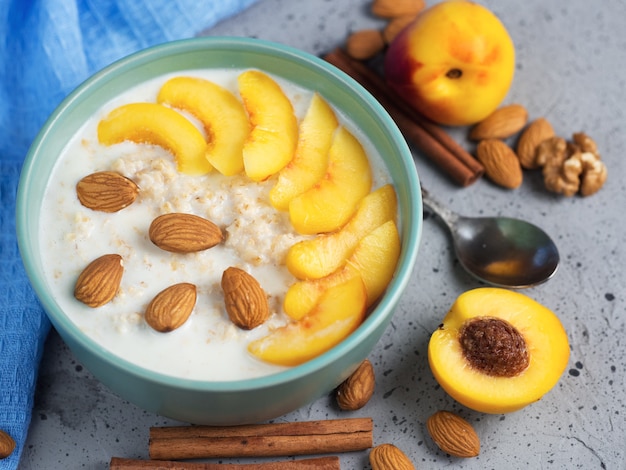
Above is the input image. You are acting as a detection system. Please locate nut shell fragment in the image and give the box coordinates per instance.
[149,213,223,253]
[426,410,480,458]
[76,171,139,212]
[145,283,197,333]
[336,359,375,410]
[221,267,269,330]
[74,254,124,307]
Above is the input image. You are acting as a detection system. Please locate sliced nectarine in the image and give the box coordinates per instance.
[284,219,401,320]
[97,102,210,175]
[286,184,398,280]
[269,93,339,210]
[289,126,373,234]
[157,76,250,176]
[428,288,570,413]
[248,276,367,366]
[237,70,298,181]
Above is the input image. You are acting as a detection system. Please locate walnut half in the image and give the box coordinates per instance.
[535,132,607,197]
[572,133,608,196]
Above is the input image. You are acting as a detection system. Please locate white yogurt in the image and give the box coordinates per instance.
[39,70,391,381]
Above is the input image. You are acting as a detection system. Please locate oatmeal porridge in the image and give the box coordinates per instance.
[39,69,392,381]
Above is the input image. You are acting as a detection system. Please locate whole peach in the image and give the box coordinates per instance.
[384,0,515,126]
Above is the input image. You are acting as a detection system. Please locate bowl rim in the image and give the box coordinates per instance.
[17,36,422,392]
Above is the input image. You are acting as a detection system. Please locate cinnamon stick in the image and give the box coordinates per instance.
[109,456,340,470]
[149,418,372,461]
[324,47,484,186]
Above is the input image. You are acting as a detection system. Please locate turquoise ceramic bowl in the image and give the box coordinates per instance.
[17,37,421,425]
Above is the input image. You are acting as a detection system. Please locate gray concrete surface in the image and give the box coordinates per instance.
[21,0,626,468]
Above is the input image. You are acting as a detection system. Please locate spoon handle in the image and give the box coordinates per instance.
[421,187,459,228]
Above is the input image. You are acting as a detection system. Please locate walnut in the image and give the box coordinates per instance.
[572,132,598,154]
[575,150,607,196]
[570,133,607,196]
[536,133,607,197]
[538,137,581,196]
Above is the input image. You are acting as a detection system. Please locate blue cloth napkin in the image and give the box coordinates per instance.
[0,1,258,468]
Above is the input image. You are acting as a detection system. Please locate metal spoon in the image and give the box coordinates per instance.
[421,188,559,288]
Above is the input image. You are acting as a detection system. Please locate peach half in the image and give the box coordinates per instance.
[157,76,250,176]
[248,276,367,367]
[289,126,373,235]
[238,70,298,182]
[284,219,401,320]
[97,102,210,175]
[286,184,398,280]
[428,288,570,414]
[269,93,339,210]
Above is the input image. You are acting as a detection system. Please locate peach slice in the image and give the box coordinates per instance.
[97,102,210,175]
[286,184,398,280]
[248,276,367,366]
[269,93,339,210]
[289,126,373,234]
[237,70,298,181]
[284,219,401,320]
[157,76,250,176]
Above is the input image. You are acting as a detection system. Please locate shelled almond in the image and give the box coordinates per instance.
[475,139,523,189]
[221,267,270,330]
[343,0,424,60]
[383,15,416,43]
[336,359,376,410]
[468,104,528,141]
[0,430,15,459]
[149,213,223,253]
[145,283,197,332]
[76,171,139,213]
[369,443,415,469]
[371,0,425,18]
[74,254,124,308]
[516,117,555,169]
[346,29,385,60]
[426,410,480,458]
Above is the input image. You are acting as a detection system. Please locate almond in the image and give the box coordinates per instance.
[221,267,269,330]
[475,139,523,189]
[346,29,385,60]
[372,0,425,19]
[0,429,16,459]
[383,15,416,44]
[74,254,124,307]
[145,283,197,332]
[76,171,139,213]
[336,359,376,410]
[426,410,480,458]
[516,117,555,169]
[469,104,528,141]
[149,213,223,253]
[369,443,415,470]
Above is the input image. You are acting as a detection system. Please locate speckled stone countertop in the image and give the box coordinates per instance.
[20,0,625,468]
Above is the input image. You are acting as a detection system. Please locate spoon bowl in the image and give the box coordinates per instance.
[422,188,559,288]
